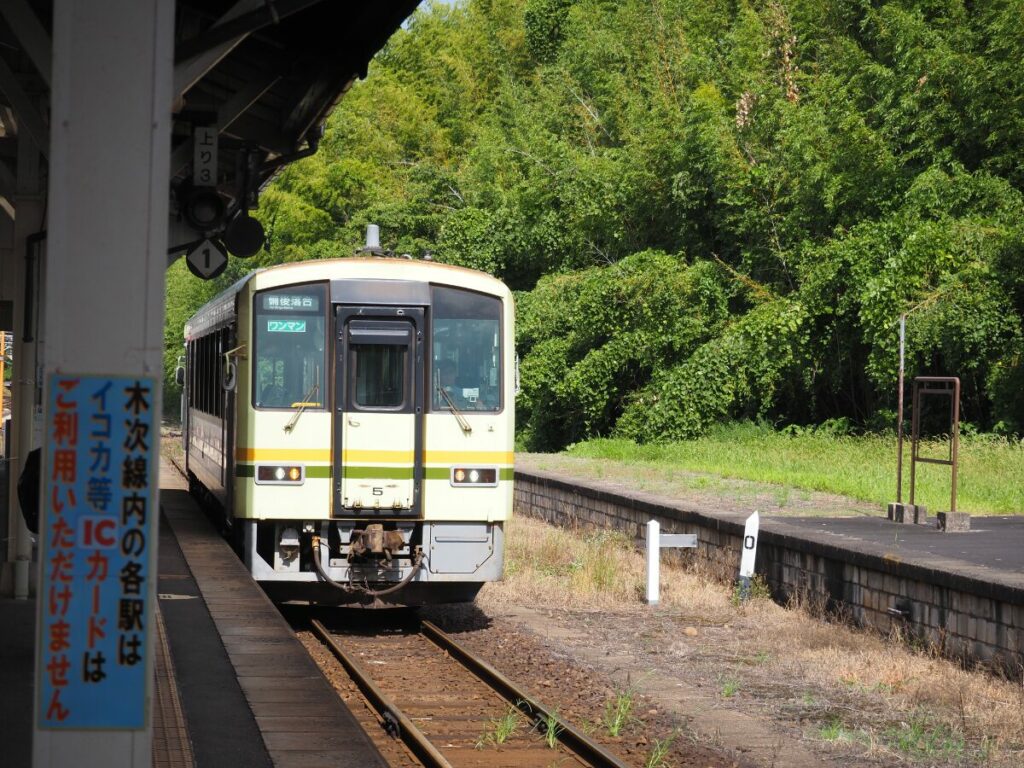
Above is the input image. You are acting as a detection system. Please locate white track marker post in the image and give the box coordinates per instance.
[646,520,660,605]
[737,511,760,601]
[646,521,697,605]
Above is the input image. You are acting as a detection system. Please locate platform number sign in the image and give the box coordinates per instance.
[193,126,217,187]
[186,238,228,280]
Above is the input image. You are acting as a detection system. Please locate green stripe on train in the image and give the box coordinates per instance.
[342,466,413,480]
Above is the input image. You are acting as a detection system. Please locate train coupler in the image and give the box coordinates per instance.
[349,523,406,563]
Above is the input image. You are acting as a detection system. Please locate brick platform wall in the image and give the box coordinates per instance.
[514,468,1023,670]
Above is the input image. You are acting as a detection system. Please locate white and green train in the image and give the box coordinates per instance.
[181,255,514,605]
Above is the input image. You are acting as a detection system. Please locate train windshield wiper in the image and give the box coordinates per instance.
[437,384,472,434]
[284,381,319,433]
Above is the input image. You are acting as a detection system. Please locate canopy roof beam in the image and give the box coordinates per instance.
[174,0,326,64]
[0,0,51,87]
[170,71,281,176]
[0,56,47,158]
[173,0,263,99]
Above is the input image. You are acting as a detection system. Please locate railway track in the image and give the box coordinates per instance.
[309,617,630,768]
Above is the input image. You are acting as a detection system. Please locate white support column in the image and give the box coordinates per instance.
[6,131,44,601]
[33,0,173,766]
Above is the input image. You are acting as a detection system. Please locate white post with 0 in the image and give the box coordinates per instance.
[737,511,760,600]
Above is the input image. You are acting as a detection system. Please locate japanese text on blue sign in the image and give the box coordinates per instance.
[38,375,155,729]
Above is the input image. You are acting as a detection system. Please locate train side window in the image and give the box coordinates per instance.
[200,335,207,413]
[188,341,193,409]
[205,334,213,413]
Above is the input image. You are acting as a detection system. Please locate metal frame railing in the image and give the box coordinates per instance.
[908,377,960,513]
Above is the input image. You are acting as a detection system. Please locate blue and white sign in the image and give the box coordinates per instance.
[37,374,155,729]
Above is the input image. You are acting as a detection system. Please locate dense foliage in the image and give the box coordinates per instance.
[164,0,1024,446]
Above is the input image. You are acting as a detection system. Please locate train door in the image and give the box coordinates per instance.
[333,306,424,516]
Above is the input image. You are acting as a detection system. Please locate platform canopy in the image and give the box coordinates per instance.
[0,0,420,242]
[0,2,420,765]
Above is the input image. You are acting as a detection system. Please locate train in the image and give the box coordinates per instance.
[179,245,514,605]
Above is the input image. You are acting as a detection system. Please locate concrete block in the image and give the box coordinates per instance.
[1007,628,1022,654]
[936,511,971,532]
[1012,605,1024,630]
[888,502,928,523]
[982,620,999,647]
[957,613,969,636]
[866,590,880,611]
[972,597,996,622]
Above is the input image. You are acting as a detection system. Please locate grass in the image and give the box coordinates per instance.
[644,734,676,768]
[536,708,563,749]
[720,678,741,698]
[732,575,772,605]
[499,523,646,608]
[476,703,523,748]
[557,422,1024,515]
[884,714,966,760]
[818,717,868,745]
[602,685,637,737]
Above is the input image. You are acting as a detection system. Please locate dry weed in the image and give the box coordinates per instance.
[483,516,1024,765]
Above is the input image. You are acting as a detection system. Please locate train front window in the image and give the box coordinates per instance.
[253,284,326,409]
[430,286,502,412]
[351,345,407,409]
[345,320,412,411]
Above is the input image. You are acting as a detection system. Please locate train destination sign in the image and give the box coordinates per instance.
[37,374,156,729]
[261,293,320,311]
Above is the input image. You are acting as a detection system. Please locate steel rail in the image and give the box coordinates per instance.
[420,620,629,768]
[310,619,454,768]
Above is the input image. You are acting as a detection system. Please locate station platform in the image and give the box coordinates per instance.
[780,513,1024,580]
[0,457,386,768]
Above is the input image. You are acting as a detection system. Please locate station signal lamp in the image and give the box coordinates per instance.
[181,186,226,232]
[224,212,265,258]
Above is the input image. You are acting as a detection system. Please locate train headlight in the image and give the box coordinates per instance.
[450,467,498,487]
[256,464,305,485]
